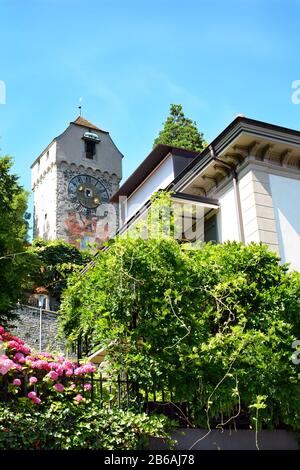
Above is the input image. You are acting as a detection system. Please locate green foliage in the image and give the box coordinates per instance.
[0,155,91,321]
[29,239,91,303]
[0,400,173,450]
[60,195,300,430]
[0,156,33,324]
[153,104,207,152]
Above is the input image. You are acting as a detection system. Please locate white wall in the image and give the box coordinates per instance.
[31,141,56,186]
[269,175,300,271]
[125,155,174,222]
[33,165,57,239]
[217,185,240,242]
[32,141,57,240]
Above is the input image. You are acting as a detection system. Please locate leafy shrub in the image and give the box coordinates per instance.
[0,328,174,449]
[60,209,300,431]
[0,400,173,450]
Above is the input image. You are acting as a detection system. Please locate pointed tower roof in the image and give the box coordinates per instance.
[71,116,108,133]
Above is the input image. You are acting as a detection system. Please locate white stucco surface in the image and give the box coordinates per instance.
[269,174,300,271]
[126,155,174,222]
[33,165,57,239]
[217,185,240,242]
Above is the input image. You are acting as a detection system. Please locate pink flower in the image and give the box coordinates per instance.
[69,383,76,390]
[40,352,53,359]
[74,367,83,376]
[74,363,96,376]
[83,363,96,373]
[2,332,14,341]
[63,360,73,369]
[65,369,73,377]
[54,383,64,392]
[33,397,41,405]
[29,376,38,384]
[84,383,92,391]
[14,352,25,362]
[20,345,31,355]
[0,335,3,341]
[55,365,64,375]
[31,360,50,371]
[13,378,21,386]
[74,394,84,403]
[27,391,37,399]
[7,334,25,345]
[8,340,29,355]
[47,371,59,381]
[0,326,5,335]
[0,356,15,375]
[8,340,20,350]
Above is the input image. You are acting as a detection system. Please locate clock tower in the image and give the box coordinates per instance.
[31,116,123,248]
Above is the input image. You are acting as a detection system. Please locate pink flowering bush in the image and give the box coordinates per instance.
[74,394,84,403]
[0,326,96,405]
[54,383,64,393]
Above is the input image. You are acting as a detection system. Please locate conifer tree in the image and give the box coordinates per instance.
[153,104,206,152]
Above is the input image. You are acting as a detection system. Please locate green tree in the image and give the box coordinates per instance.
[153,104,207,152]
[60,195,300,431]
[0,156,32,324]
[29,239,92,305]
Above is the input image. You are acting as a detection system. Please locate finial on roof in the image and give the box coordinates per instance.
[78,105,82,116]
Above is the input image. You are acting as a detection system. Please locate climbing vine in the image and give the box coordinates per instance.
[60,194,300,432]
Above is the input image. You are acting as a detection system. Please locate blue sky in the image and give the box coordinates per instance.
[0,0,300,224]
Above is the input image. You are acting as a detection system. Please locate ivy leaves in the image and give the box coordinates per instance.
[60,207,300,430]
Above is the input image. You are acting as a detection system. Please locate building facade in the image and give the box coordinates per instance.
[111,117,300,272]
[31,116,123,248]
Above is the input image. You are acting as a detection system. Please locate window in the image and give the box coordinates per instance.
[85,140,96,159]
[204,213,218,243]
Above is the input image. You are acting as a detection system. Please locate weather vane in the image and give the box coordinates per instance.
[78,97,83,116]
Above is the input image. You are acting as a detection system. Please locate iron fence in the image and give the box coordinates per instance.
[0,371,191,427]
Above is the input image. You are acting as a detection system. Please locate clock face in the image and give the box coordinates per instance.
[68,175,109,212]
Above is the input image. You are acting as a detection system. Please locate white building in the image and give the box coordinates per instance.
[31,116,123,249]
[111,116,300,272]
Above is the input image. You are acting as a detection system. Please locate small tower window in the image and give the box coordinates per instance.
[85,140,96,159]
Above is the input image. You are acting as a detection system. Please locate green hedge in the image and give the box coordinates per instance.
[0,400,174,450]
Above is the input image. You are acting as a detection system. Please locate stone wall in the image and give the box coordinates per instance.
[11,305,66,353]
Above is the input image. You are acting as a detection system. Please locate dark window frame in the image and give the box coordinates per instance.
[85,140,96,160]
